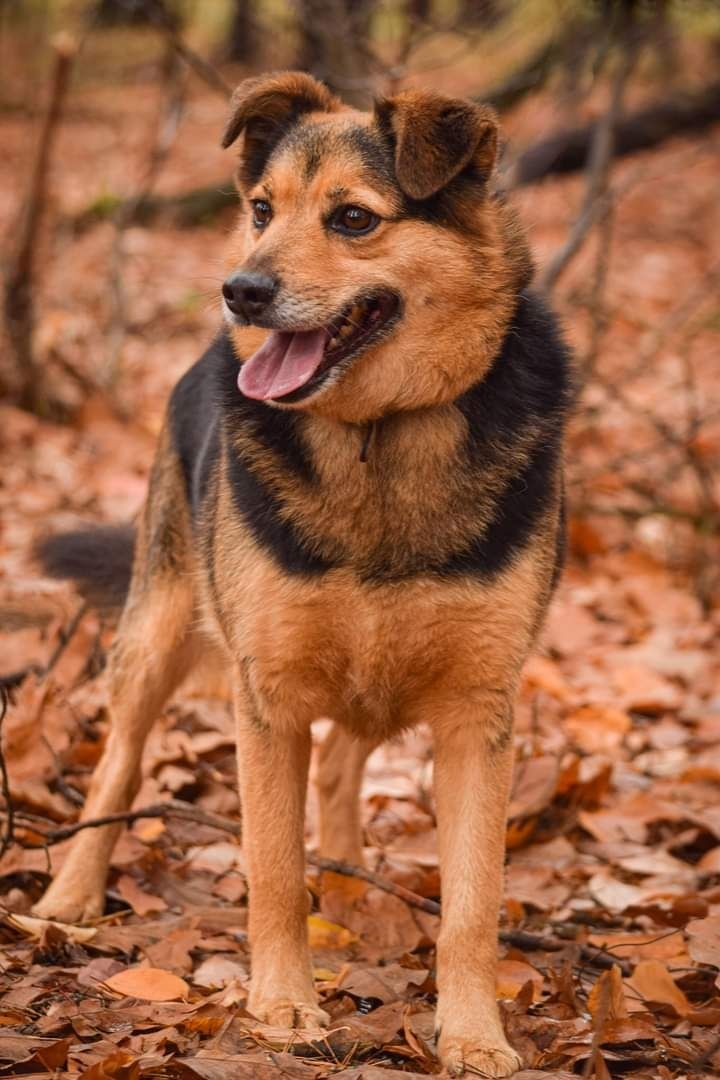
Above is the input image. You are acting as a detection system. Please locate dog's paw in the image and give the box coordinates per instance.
[439,1034,521,1078]
[251,998,330,1029]
[32,889,104,924]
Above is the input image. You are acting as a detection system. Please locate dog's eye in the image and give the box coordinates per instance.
[251,199,272,228]
[332,205,379,236]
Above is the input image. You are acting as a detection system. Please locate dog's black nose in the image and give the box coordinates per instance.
[222,271,278,322]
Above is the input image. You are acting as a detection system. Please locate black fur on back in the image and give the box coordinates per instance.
[35,524,135,612]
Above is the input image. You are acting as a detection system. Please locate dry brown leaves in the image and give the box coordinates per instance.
[1,31,720,1080]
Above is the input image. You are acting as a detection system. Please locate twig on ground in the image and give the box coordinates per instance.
[4,798,628,972]
[306,853,440,916]
[690,1032,720,1074]
[40,736,84,809]
[43,601,90,679]
[593,363,720,542]
[0,689,14,861]
[15,798,239,845]
[2,33,76,412]
[0,602,88,693]
[625,261,720,383]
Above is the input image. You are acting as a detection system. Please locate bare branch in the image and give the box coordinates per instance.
[2,33,76,412]
[0,689,13,861]
[537,38,638,295]
[3,798,629,972]
[0,602,88,692]
[120,0,232,99]
[104,48,187,388]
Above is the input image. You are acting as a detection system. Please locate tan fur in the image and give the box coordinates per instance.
[376,88,498,200]
[229,403,543,579]
[35,73,566,1077]
[225,88,530,424]
[35,428,199,922]
[316,724,376,863]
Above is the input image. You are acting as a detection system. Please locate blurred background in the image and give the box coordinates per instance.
[1,3,720,1076]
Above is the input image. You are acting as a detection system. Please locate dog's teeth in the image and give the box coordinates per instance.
[339,322,354,339]
[349,304,363,323]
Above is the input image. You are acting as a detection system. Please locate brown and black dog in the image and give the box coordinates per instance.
[34,72,571,1077]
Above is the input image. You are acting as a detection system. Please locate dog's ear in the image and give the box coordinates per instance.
[222,71,342,187]
[375,90,498,201]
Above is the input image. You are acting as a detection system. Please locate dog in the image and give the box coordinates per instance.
[34,72,571,1077]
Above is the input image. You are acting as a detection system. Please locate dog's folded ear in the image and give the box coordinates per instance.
[375,90,498,201]
[222,71,342,187]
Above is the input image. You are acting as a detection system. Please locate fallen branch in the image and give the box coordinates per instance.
[511,78,720,188]
[5,798,628,971]
[479,38,563,112]
[2,33,76,412]
[69,182,239,232]
[306,853,440,916]
[15,798,238,845]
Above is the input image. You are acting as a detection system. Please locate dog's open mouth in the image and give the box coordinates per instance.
[238,290,401,402]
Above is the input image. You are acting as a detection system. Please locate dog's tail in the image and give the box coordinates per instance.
[35,524,135,613]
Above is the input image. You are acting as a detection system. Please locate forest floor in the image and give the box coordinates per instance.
[1,43,720,1080]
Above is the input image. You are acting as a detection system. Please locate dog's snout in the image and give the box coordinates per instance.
[222,271,278,322]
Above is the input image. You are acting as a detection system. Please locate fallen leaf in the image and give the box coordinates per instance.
[523,655,574,701]
[496,958,544,1001]
[103,966,189,1002]
[115,874,168,917]
[339,963,429,1004]
[588,965,628,1029]
[565,705,631,754]
[686,915,720,969]
[79,1050,141,1079]
[8,913,97,942]
[307,913,358,949]
[613,665,682,714]
[626,959,690,1015]
[192,955,247,990]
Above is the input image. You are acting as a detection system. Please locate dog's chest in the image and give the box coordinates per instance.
[223,546,531,737]
[288,407,494,577]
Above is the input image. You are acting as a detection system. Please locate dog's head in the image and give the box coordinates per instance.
[222,71,531,422]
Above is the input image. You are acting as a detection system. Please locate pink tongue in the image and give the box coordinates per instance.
[238,329,327,400]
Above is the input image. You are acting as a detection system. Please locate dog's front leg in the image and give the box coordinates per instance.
[432,694,521,1078]
[236,693,328,1029]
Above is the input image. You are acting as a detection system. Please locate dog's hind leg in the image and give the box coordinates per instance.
[34,438,198,923]
[316,722,375,864]
[33,578,197,923]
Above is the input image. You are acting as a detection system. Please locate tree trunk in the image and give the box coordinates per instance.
[225,0,257,65]
[294,0,375,106]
